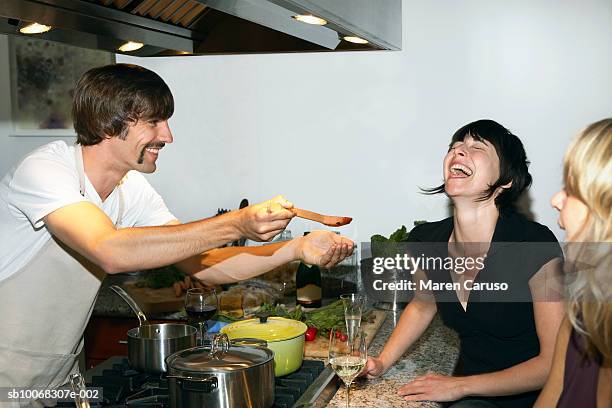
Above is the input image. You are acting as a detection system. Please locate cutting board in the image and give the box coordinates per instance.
[304,310,387,358]
[121,283,184,315]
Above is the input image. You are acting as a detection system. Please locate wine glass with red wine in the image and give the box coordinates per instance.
[185,287,218,344]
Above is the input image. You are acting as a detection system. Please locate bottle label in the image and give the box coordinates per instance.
[297,284,322,304]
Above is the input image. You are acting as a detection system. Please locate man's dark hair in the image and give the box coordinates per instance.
[72,64,174,145]
[423,119,532,210]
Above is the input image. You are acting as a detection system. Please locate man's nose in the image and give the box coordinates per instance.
[157,121,173,143]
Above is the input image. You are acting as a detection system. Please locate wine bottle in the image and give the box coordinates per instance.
[295,232,322,309]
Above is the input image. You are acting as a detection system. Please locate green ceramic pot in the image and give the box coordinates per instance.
[220,316,307,376]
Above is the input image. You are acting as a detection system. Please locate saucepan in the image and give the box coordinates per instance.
[110,285,196,373]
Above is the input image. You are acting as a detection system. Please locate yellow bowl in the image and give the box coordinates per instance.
[221,317,307,376]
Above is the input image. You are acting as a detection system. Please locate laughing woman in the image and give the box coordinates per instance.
[363,120,565,408]
[535,119,612,408]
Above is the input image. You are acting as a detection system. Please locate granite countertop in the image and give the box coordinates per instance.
[327,311,460,408]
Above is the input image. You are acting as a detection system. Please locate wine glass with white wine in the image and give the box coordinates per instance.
[328,327,367,408]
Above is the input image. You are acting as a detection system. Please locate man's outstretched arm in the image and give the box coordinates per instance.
[174,230,354,284]
[44,196,294,274]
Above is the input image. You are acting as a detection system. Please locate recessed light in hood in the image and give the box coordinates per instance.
[19,22,51,34]
[292,15,327,26]
[118,41,144,52]
[343,35,368,44]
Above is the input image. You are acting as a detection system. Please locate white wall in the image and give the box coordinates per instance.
[2,0,611,242]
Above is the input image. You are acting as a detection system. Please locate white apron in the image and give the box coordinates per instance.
[0,145,124,407]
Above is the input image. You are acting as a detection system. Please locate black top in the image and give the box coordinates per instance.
[409,210,562,408]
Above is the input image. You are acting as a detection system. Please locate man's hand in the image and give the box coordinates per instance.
[237,195,295,241]
[361,356,388,379]
[294,230,354,268]
[397,373,468,402]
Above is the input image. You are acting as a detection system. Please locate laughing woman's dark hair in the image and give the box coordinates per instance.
[423,119,533,210]
[72,63,174,146]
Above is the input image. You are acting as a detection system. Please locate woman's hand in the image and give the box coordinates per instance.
[398,373,468,402]
[361,356,388,379]
[294,230,354,268]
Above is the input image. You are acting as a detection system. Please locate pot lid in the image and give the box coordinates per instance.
[220,316,307,342]
[167,344,273,374]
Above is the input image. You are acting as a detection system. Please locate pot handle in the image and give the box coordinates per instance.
[167,375,218,393]
[208,333,230,357]
[109,285,148,326]
[204,334,268,355]
[230,338,268,348]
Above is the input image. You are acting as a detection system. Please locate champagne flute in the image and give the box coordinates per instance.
[328,327,367,408]
[340,293,365,342]
[185,287,218,345]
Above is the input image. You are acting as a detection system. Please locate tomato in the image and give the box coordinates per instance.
[339,333,348,342]
[305,327,318,341]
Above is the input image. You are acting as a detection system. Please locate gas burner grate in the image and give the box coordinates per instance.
[56,357,326,407]
[273,360,325,408]
[57,359,169,407]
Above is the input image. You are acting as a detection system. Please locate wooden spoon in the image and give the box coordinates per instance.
[292,208,352,227]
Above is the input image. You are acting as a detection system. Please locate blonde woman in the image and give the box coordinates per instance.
[535,119,612,407]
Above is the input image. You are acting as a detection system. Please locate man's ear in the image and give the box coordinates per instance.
[500,180,513,190]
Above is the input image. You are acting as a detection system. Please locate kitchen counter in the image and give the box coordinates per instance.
[93,273,184,320]
[93,275,341,321]
[326,311,460,408]
[93,276,461,407]
[90,281,461,407]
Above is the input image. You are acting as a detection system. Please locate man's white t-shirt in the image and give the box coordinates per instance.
[0,141,177,282]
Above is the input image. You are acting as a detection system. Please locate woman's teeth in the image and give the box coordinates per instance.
[450,164,473,176]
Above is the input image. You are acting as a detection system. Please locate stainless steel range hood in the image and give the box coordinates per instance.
[0,0,401,56]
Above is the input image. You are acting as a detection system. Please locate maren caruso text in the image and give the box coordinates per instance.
[372,279,509,291]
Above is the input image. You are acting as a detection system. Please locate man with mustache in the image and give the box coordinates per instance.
[137,141,164,164]
[0,63,353,404]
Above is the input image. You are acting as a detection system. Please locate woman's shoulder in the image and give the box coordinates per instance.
[501,210,559,243]
[497,211,563,267]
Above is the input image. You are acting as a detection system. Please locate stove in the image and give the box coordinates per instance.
[57,357,327,408]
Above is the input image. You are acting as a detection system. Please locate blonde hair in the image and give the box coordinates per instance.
[564,118,612,359]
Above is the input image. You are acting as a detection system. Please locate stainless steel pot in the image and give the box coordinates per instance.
[127,323,196,373]
[166,334,275,408]
[110,285,197,373]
